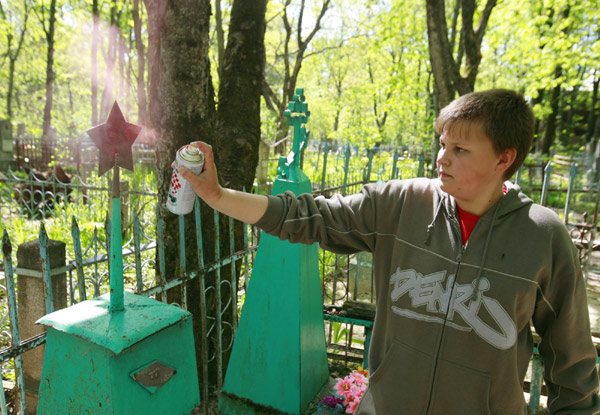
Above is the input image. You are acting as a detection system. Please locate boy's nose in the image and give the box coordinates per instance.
[437,148,449,166]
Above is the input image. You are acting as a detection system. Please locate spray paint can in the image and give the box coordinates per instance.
[166,145,205,215]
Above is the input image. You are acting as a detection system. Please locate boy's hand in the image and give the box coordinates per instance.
[176,141,268,224]
[177,141,223,208]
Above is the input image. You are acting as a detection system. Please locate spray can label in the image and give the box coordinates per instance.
[166,145,205,215]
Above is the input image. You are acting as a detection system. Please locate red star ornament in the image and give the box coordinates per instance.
[86,101,142,176]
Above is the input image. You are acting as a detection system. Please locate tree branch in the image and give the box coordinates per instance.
[262,77,281,113]
[299,0,331,50]
[475,0,497,43]
[12,0,29,61]
[32,0,48,37]
[449,0,461,51]
[303,33,364,59]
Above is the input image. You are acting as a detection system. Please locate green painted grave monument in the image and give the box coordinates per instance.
[36,103,200,414]
[219,89,329,415]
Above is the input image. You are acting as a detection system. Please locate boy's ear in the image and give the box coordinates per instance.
[497,148,517,174]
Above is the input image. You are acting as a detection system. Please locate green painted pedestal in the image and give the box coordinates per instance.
[219,167,329,415]
[36,292,200,415]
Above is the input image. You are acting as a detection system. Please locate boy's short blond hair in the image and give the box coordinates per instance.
[435,89,535,179]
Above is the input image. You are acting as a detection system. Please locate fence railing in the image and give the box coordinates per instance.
[1,146,599,414]
[13,135,155,177]
[0,203,257,415]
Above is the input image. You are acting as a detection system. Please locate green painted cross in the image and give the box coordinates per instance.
[220,88,329,415]
[278,88,311,180]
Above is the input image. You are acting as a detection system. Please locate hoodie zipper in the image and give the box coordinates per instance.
[424,212,464,414]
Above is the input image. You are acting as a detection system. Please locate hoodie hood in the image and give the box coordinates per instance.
[438,180,534,225]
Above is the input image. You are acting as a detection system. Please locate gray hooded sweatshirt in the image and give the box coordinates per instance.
[255,178,600,415]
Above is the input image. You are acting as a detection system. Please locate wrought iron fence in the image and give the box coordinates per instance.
[0,204,257,415]
[0,146,599,414]
[13,135,155,178]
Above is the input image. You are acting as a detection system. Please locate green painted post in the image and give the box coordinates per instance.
[219,89,329,415]
[157,213,167,303]
[321,140,329,192]
[528,349,544,414]
[515,165,523,186]
[36,102,200,414]
[417,154,424,177]
[2,231,27,413]
[365,148,374,183]
[540,161,552,206]
[342,144,350,195]
[133,212,143,292]
[110,194,124,312]
[391,148,399,180]
[71,217,87,302]
[39,223,54,315]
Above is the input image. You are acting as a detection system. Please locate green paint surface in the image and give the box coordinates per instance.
[220,168,329,415]
[110,196,124,311]
[37,292,189,354]
[37,292,200,414]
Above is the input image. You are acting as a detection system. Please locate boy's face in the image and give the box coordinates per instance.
[436,122,514,214]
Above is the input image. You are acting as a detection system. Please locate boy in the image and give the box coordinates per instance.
[180,89,600,414]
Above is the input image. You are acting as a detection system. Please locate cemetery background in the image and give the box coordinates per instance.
[0,0,598,413]
[1,118,600,413]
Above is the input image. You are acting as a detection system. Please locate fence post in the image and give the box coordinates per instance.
[564,163,576,224]
[16,233,67,414]
[540,161,552,206]
[365,148,374,183]
[342,144,350,196]
[0,119,15,171]
[320,140,329,191]
[391,148,398,180]
[417,154,424,177]
[515,165,523,186]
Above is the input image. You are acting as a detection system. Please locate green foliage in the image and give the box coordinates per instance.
[1,0,597,158]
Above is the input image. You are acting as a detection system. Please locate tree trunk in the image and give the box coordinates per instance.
[541,66,563,155]
[118,30,126,111]
[425,0,457,110]
[214,0,225,81]
[6,1,29,118]
[91,0,99,125]
[145,0,267,396]
[586,71,599,143]
[132,0,148,128]
[99,2,119,121]
[214,0,267,373]
[144,0,215,395]
[264,0,331,154]
[8,47,15,118]
[530,89,544,153]
[425,0,496,109]
[41,0,57,138]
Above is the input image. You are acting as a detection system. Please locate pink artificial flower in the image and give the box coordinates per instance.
[333,370,370,414]
[346,399,360,414]
[350,371,367,385]
[351,384,366,399]
[335,377,354,398]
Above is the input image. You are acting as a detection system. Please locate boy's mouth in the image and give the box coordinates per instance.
[438,171,452,179]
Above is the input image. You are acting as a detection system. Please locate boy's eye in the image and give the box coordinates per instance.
[456,147,465,153]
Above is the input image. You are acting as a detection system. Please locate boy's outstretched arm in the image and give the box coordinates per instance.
[177,141,269,225]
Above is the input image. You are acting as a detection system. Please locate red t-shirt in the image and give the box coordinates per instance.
[457,187,507,244]
[457,205,480,245]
